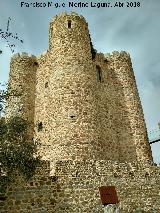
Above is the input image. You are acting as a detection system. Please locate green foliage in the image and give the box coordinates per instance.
[0,82,22,115]
[0,116,42,182]
[135,208,145,213]
[0,82,42,193]
[0,83,7,115]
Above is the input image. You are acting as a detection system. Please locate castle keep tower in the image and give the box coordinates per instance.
[6,12,153,164]
[35,12,104,162]
[3,12,160,213]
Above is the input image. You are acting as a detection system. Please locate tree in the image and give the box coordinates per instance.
[0,83,42,194]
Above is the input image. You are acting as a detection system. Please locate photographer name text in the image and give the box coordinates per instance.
[20,1,141,8]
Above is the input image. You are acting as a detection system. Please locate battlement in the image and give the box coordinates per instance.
[95,51,131,67]
[11,52,37,60]
[37,50,48,59]
[9,52,38,75]
[51,11,87,24]
[104,51,131,62]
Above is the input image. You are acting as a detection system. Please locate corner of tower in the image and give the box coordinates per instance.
[8,52,37,90]
[8,51,38,93]
[6,52,38,137]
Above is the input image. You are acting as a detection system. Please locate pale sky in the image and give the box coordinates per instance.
[0,0,160,163]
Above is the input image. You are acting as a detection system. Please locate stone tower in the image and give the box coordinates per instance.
[5,53,38,139]
[6,12,153,164]
[3,12,160,213]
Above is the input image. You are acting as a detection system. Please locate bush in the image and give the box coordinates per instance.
[0,116,41,181]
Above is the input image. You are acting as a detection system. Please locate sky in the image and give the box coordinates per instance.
[0,0,160,163]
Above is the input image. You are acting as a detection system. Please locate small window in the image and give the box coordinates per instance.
[68,20,71,29]
[37,122,43,132]
[96,65,102,82]
[68,110,76,122]
[70,115,75,119]
[33,61,38,66]
[45,82,48,88]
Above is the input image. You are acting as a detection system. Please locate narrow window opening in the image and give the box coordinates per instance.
[96,65,102,82]
[45,82,48,88]
[75,171,78,177]
[70,115,75,119]
[33,61,38,66]
[68,20,71,29]
[37,122,43,132]
[145,172,149,178]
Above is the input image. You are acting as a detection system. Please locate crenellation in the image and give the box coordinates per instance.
[105,51,131,65]
[41,50,47,56]
[21,52,29,56]
[2,12,160,213]
[11,52,20,59]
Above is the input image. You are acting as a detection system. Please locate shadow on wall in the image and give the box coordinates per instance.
[111,68,137,162]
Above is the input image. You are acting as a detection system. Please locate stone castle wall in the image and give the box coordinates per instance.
[107,51,153,162]
[93,52,137,162]
[5,41,153,163]
[5,52,38,139]
[2,12,157,213]
[1,160,160,212]
[32,12,153,163]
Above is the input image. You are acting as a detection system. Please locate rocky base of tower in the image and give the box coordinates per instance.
[0,160,160,212]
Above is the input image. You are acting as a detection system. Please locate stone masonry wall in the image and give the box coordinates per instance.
[54,160,160,212]
[0,161,57,213]
[5,12,153,163]
[93,53,138,162]
[34,12,153,163]
[2,12,156,213]
[94,51,153,163]
[107,51,153,162]
[93,53,120,161]
[1,160,160,213]
[5,52,38,139]
[35,12,106,162]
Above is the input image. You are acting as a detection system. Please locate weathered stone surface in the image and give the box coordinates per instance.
[1,160,160,212]
[2,12,159,213]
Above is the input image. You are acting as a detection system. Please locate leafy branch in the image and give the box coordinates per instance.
[0,82,42,194]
